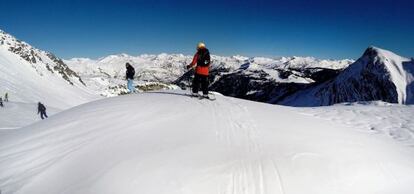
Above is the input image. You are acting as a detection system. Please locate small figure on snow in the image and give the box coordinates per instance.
[125,62,135,93]
[37,102,48,119]
[4,92,8,102]
[0,97,3,107]
[187,42,211,98]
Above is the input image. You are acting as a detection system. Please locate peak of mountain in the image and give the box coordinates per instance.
[363,46,402,58]
[280,46,414,106]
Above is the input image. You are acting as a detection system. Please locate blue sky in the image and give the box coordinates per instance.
[0,0,413,59]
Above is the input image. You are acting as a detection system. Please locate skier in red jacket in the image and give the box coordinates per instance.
[187,42,211,98]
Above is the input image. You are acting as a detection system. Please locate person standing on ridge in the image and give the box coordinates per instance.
[4,92,8,102]
[37,102,48,119]
[125,62,135,93]
[187,42,211,98]
[0,97,3,107]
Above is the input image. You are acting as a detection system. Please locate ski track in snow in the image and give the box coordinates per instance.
[189,94,271,194]
[213,97,290,194]
[214,97,267,194]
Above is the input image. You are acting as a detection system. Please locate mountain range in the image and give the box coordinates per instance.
[1,29,413,107]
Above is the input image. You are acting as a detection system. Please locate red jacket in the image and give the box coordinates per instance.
[189,50,210,76]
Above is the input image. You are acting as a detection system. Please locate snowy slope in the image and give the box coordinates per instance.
[0,102,61,130]
[0,30,99,108]
[1,91,414,194]
[281,47,414,106]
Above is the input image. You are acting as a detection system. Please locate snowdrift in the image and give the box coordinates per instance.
[1,91,414,194]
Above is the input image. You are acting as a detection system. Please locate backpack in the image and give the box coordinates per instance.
[197,49,210,67]
[126,66,135,79]
[130,67,135,76]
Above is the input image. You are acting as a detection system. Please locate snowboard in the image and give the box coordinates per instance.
[187,92,216,101]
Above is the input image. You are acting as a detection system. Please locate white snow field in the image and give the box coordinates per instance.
[1,91,414,194]
[0,102,60,131]
[299,101,414,146]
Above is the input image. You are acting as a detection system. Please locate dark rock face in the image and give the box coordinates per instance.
[9,44,40,64]
[297,68,342,83]
[328,60,397,104]
[46,53,86,86]
[209,70,309,103]
[208,68,342,104]
[310,68,398,106]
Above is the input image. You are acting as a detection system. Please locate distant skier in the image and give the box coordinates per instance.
[186,42,211,98]
[4,92,8,102]
[37,102,48,119]
[0,97,3,107]
[125,62,135,93]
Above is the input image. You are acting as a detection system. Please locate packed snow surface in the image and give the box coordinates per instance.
[1,91,414,194]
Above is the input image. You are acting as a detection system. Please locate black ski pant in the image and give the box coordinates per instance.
[192,74,209,95]
[40,111,48,119]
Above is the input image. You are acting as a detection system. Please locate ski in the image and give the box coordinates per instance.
[185,92,216,101]
[198,93,216,101]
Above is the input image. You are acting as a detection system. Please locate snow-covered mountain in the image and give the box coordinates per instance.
[65,53,353,96]
[65,54,189,96]
[1,91,414,194]
[5,27,411,108]
[281,47,414,106]
[0,29,98,108]
[6,28,411,108]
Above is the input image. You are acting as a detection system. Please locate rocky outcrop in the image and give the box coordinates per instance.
[0,30,85,86]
